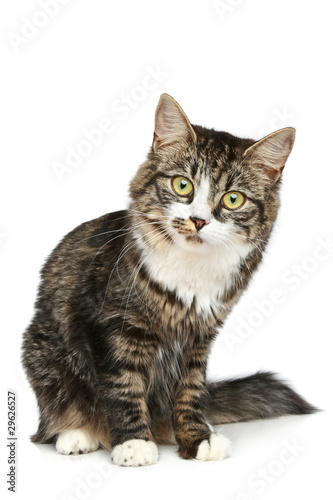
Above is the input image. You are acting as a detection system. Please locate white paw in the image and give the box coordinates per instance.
[195,433,231,461]
[56,429,99,455]
[110,439,158,467]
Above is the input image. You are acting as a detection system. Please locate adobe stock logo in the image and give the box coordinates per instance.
[7,0,71,53]
[212,0,245,21]
[257,107,296,138]
[235,439,306,499]
[52,65,168,182]
[223,235,333,352]
[0,232,8,246]
[60,460,114,500]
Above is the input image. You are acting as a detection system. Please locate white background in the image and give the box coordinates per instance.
[1,1,332,499]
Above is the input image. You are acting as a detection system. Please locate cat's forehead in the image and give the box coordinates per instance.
[193,126,254,160]
[184,127,254,180]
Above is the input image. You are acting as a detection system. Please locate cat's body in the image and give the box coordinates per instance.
[23,94,315,466]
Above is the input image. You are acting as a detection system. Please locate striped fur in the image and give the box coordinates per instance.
[22,94,314,465]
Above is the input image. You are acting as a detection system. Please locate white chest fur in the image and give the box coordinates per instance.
[139,235,252,318]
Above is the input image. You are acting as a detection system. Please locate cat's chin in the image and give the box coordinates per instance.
[174,233,212,253]
[185,234,204,246]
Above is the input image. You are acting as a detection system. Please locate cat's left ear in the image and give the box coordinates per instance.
[243,128,296,182]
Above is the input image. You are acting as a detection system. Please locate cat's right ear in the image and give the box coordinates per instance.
[153,94,197,152]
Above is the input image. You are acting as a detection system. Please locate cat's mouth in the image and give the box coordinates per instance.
[170,218,206,247]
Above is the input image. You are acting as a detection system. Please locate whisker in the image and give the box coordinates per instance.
[139,234,174,327]
[87,218,170,267]
[88,232,130,266]
[73,227,131,246]
[97,225,171,320]
[119,229,174,335]
[229,231,268,245]
[128,207,170,219]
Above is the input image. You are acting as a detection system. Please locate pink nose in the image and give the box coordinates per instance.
[190,217,209,231]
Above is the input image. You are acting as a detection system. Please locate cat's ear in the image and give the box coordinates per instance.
[153,94,197,151]
[243,128,296,182]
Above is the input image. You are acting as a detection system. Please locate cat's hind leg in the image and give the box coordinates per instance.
[54,409,112,455]
[23,319,111,454]
[56,427,99,455]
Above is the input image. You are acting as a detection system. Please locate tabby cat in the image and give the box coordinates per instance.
[22,94,315,466]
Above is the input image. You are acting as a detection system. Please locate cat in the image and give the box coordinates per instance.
[22,93,315,466]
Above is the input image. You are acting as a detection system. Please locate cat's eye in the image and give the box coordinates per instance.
[172,176,194,197]
[221,191,245,210]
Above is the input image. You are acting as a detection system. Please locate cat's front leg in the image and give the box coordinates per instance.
[100,344,158,467]
[174,340,231,461]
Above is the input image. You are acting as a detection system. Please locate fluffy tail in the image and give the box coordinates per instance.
[206,372,317,425]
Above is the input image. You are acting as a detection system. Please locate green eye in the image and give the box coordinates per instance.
[222,191,245,210]
[172,176,194,197]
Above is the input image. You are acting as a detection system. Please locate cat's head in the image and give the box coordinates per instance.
[130,94,295,254]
